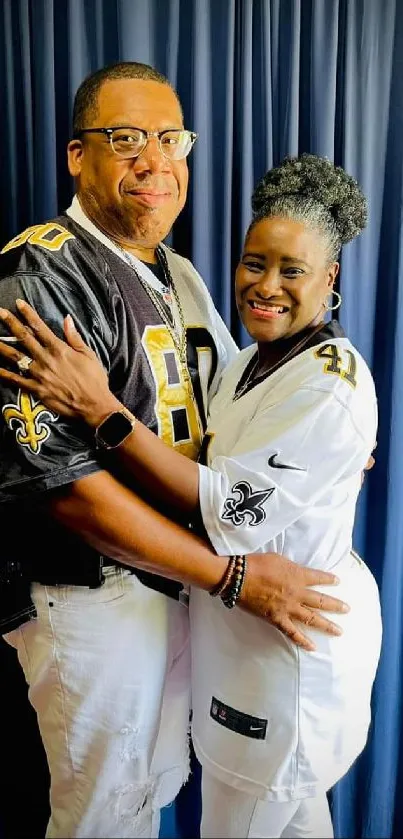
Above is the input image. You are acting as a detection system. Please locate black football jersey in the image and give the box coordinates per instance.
[0,215,236,594]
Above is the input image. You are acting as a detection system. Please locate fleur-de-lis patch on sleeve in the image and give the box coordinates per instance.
[222,480,275,527]
[2,390,59,455]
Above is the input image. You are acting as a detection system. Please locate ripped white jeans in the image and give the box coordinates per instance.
[3,566,191,839]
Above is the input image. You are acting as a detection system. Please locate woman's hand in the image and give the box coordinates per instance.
[0,299,119,426]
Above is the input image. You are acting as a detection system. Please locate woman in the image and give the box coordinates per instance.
[0,154,381,838]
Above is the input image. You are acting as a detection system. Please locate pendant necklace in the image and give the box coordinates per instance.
[234,322,325,401]
[117,244,191,386]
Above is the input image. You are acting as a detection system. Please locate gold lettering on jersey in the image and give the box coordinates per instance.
[27,223,75,251]
[1,226,40,253]
[142,325,202,460]
[314,344,357,389]
[2,391,58,455]
[1,223,75,254]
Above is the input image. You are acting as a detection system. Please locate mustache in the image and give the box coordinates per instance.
[123,181,172,192]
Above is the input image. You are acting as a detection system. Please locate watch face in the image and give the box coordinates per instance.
[98,412,133,448]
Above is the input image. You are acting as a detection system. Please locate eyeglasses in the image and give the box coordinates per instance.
[74,126,198,161]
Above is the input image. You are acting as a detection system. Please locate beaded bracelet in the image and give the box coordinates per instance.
[209,556,236,598]
[221,555,247,609]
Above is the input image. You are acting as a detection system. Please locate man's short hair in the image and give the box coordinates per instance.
[72,62,182,135]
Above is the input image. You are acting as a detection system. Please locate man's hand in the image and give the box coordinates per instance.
[239,553,349,651]
[361,448,376,487]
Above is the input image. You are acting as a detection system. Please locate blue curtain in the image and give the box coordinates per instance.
[1,1,402,837]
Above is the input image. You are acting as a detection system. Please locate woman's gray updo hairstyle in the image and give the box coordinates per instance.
[250,154,368,263]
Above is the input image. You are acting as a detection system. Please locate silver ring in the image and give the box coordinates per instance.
[17,355,33,372]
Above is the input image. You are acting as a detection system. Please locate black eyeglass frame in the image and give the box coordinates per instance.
[73,126,199,159]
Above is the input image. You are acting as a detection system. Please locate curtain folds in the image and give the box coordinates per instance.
[0,2,402,836]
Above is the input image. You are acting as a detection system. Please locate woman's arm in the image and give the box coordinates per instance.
[0,301,201,514]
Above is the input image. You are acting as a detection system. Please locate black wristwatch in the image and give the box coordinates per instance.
[94,410,136,450]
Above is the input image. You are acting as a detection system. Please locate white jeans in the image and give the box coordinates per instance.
[3,566,191,839]
[201,773,333,838]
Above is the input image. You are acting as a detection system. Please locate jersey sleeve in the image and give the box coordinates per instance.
[198,385,377,556]
[0,272,111,502]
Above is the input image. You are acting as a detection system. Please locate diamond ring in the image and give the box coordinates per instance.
[17,355,33,372]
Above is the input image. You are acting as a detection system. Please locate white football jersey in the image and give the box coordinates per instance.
[191,334,382,800]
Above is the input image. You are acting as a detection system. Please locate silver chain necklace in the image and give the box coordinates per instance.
[117,244,191,385]
[234,321,325,401]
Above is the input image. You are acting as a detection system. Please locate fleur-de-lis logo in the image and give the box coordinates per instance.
[222,480,274,527]
[2,390,58,455]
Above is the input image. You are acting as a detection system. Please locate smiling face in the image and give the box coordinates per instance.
[235,216,339,345]
[67,78,189,258]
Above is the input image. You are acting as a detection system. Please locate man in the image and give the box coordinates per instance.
[0,63,346,838]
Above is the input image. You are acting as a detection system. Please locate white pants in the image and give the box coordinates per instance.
[3,566,191,839]
[201,773,333,838]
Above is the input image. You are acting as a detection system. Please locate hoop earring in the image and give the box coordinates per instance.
[324,290,342,311]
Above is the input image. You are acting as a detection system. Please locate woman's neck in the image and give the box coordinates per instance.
[257,320,326,373]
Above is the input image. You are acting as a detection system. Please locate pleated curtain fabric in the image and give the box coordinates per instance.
[0,1,402,837]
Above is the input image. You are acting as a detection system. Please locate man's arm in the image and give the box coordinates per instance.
[47,469,348,652]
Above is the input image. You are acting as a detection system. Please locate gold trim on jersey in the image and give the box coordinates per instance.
[2,391,58,455]
[314,343,357,389]
[1,223,75,254]
[142,325,203,460]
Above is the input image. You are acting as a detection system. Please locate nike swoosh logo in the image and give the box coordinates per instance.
[250,725,264,731]
[268,454,307,472]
